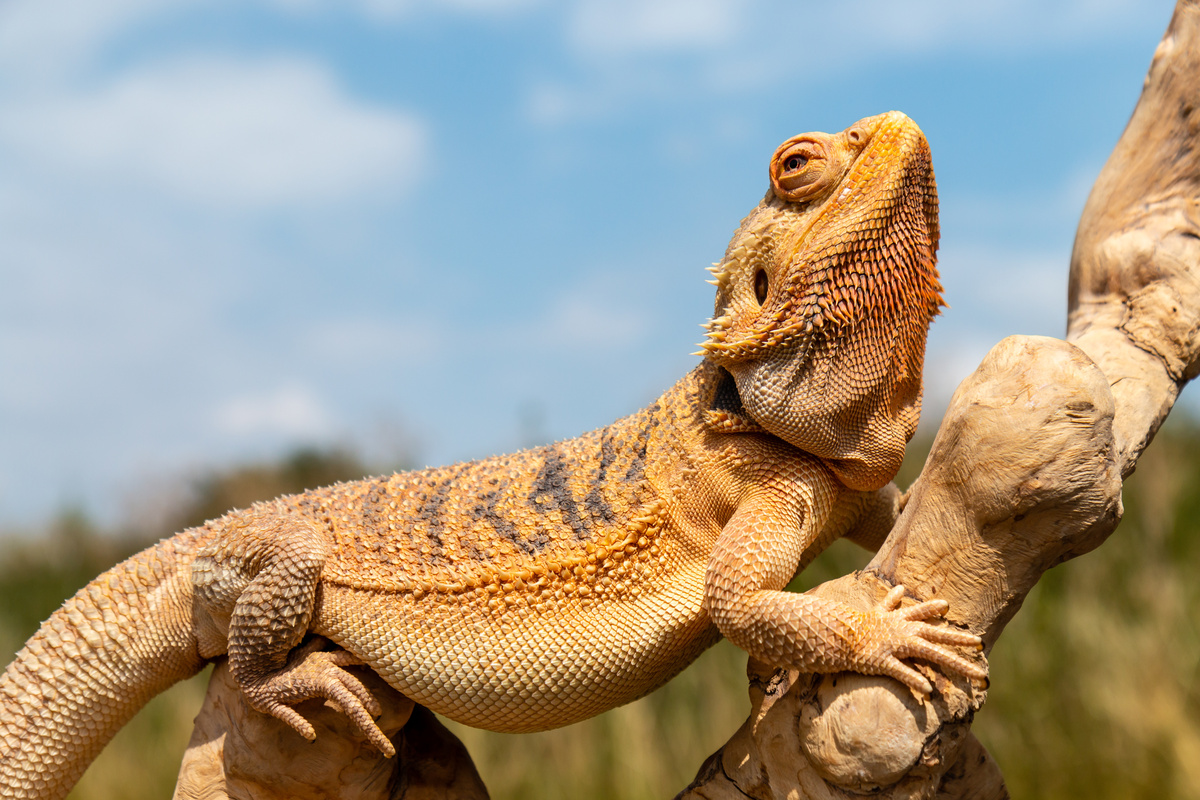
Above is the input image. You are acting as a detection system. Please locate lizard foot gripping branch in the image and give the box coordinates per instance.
[0,111,986,799]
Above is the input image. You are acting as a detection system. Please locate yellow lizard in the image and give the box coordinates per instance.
[0,111,984,798]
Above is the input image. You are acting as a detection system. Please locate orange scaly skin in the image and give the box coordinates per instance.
[0,111,985,799]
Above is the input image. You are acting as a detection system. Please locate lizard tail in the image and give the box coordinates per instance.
[0,533,206,799]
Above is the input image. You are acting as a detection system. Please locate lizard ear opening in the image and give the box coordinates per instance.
[705,366,766,434]
[711,367,744,414]
[753,269,769,305]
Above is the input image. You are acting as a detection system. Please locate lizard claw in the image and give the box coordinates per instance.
[237,637,396,757]
[858,584,988,696]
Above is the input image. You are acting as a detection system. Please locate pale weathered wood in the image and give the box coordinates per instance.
[680,1,1200,797]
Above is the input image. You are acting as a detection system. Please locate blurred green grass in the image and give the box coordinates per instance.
[1,419,1198,799]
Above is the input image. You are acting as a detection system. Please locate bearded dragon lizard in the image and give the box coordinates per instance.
[0,111,985,799]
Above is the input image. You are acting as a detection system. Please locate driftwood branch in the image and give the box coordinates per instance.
[680,1,1200,797]
[172,2,1200,797]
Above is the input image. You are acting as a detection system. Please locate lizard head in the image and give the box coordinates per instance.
[700,111,942,491]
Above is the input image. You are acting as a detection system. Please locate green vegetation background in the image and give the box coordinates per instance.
[3,418,1199,799]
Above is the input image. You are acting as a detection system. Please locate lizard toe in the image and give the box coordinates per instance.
[237,646,395,757]
[263,701,318,742]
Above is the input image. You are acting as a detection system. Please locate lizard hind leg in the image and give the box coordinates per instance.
[194,506,395,757]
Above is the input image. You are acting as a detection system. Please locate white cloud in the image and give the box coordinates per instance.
[558,0,1159,64]
[267,0,543,22]
[435,0,542,11]
[0,56,428,210]
[843,0,1155,54]
[568,0,743,56]
[0,0,198,83]
[213,385,335,438]
[521,0,1168,127]
[0,0,543,66]
[258,0,1152,47]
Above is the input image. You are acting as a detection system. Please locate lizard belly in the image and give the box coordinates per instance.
[314,563,717,732]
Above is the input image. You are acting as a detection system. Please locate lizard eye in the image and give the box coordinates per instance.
[753,269,769,305]
[784,155,807,171]
[771,140,826,200]
[769,135,847,203]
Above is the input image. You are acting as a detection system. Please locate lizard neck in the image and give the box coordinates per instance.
[686,351,915,492]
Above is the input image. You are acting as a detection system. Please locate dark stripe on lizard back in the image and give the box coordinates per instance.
[413,466,465,563]
[528,447,587,541]
[583,427,617,525]
[623,403,661,485]
[471,474,543,557]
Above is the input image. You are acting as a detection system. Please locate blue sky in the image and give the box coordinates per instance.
[0,0,1180,528]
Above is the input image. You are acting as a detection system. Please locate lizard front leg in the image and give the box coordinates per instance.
[192,505,394,756]
[703,469,985,695]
